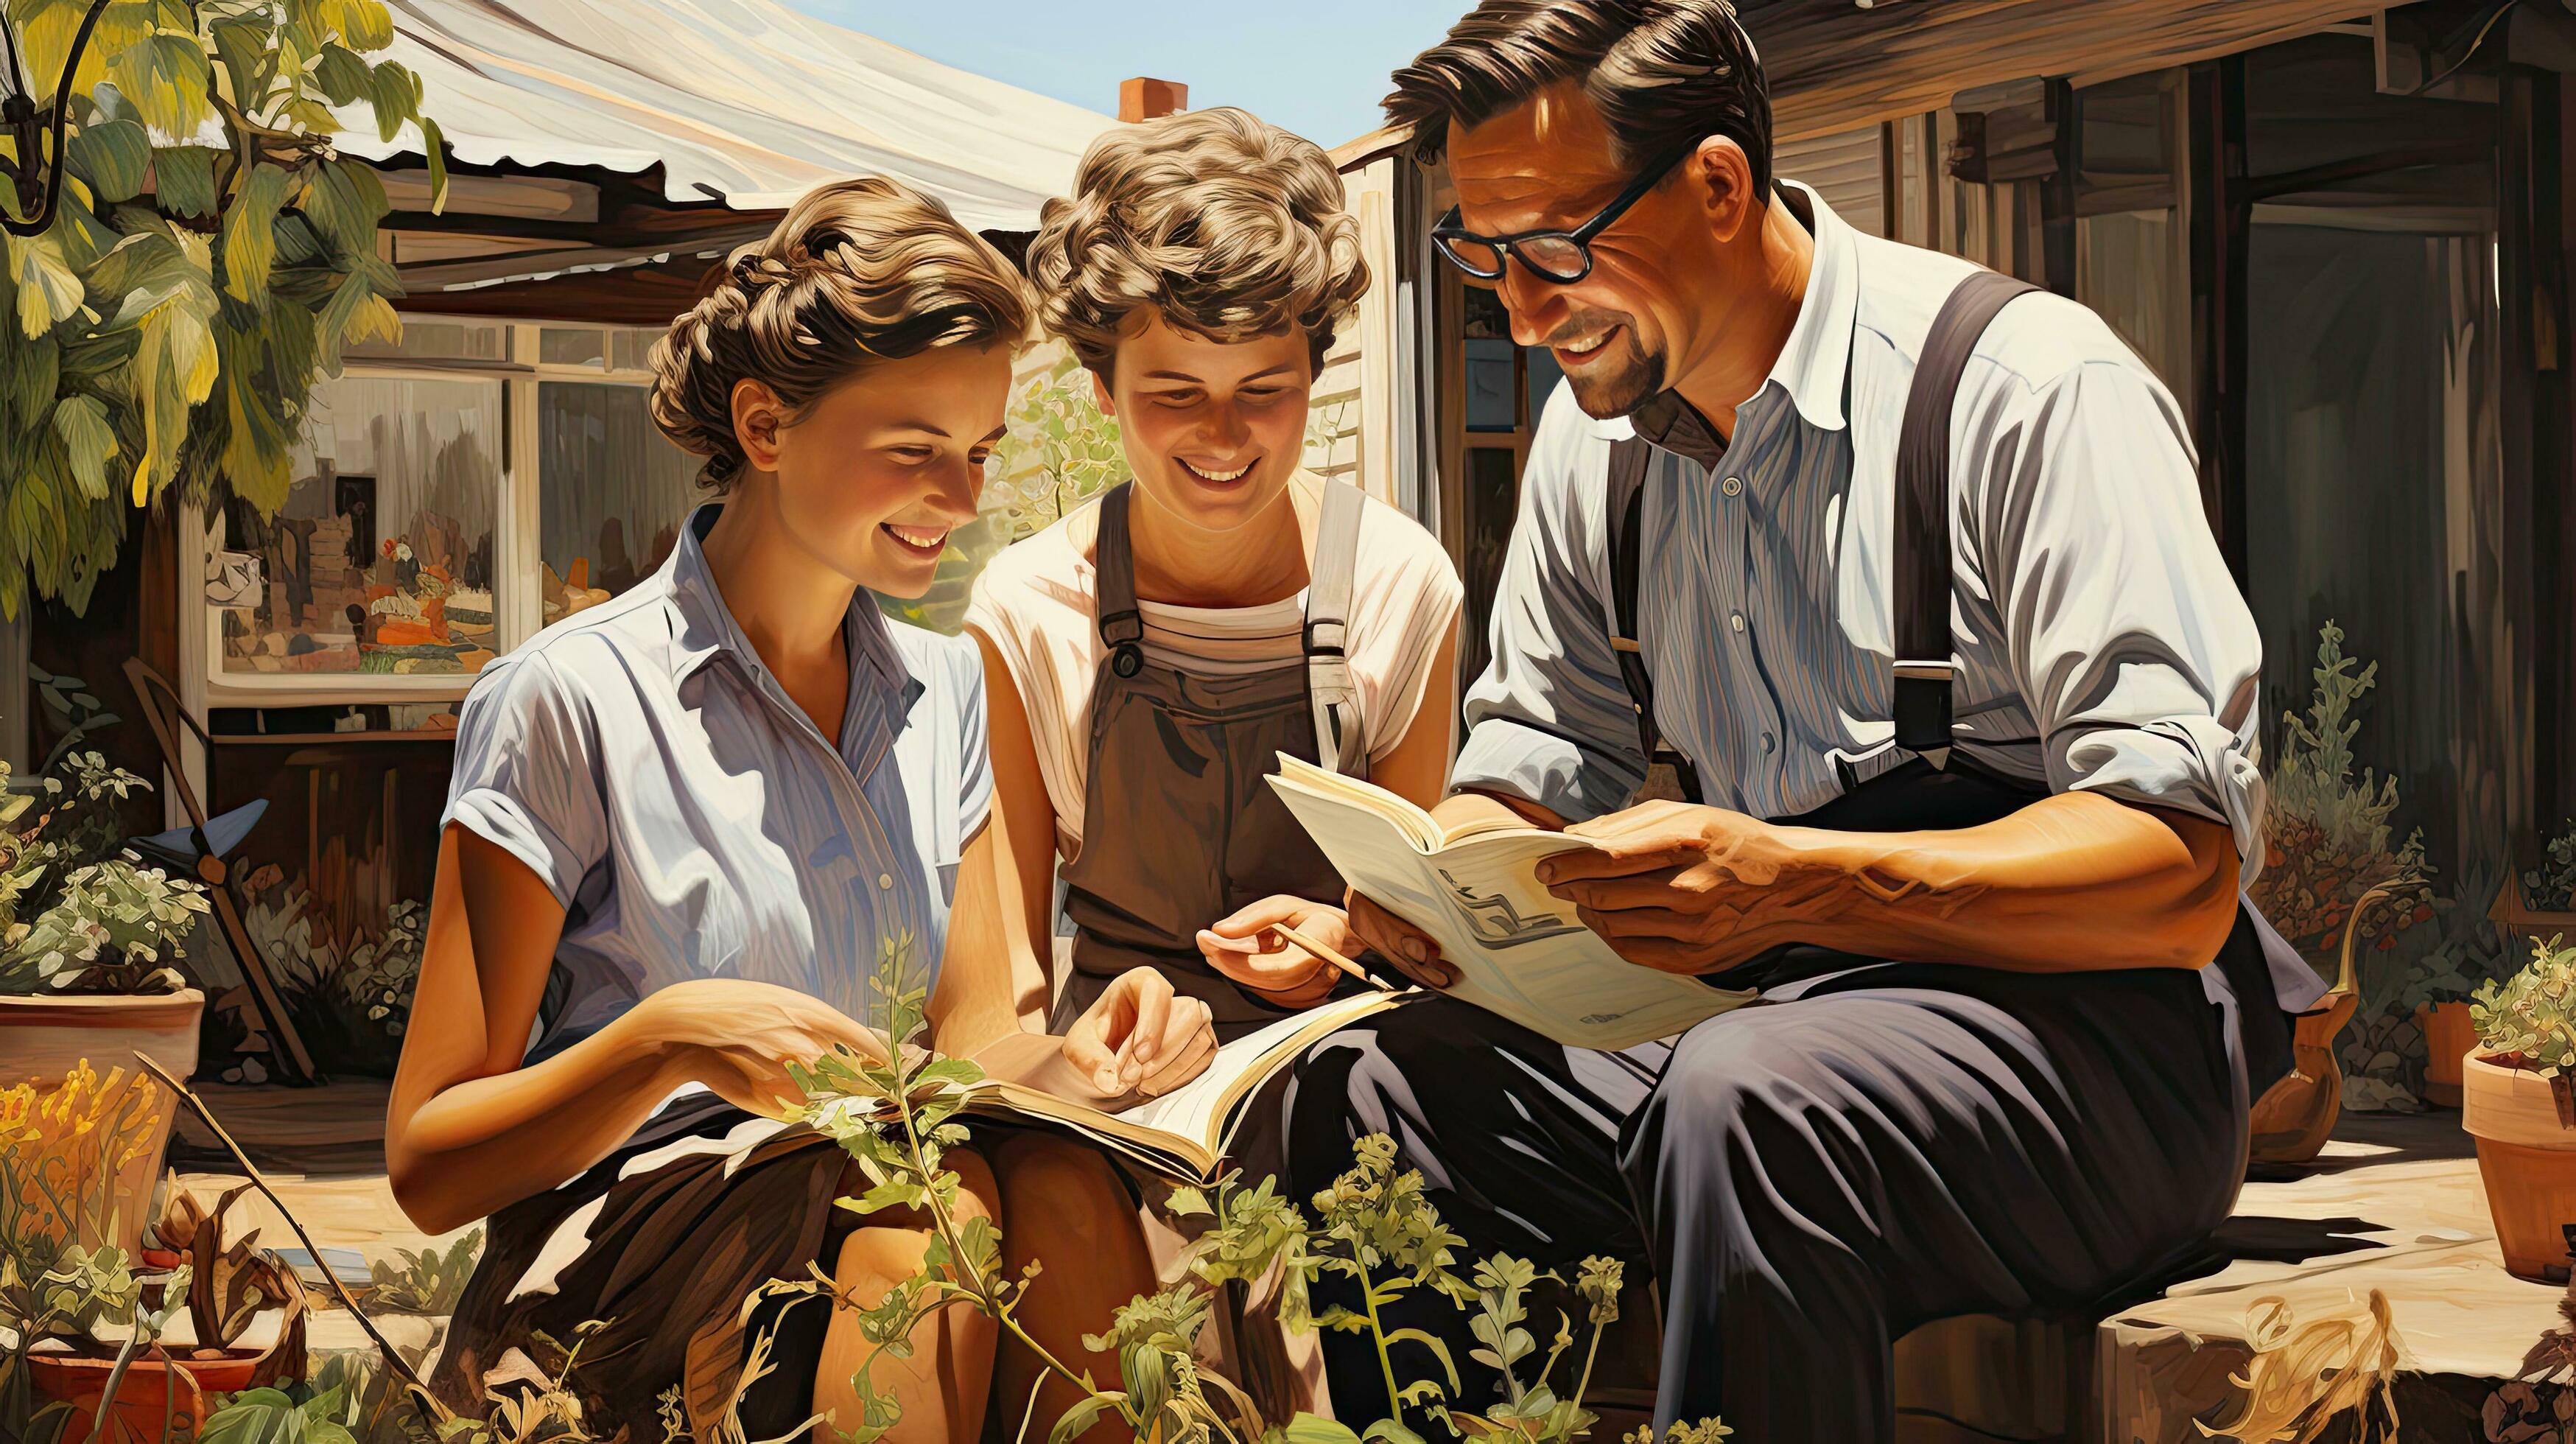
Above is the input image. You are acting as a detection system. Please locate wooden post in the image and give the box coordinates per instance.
[2501,66,2573,845]
[2186,56,2250,583]
[2040,77,2079,296]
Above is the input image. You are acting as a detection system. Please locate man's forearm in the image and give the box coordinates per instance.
[1436,787,1567,833]
[1740,791,2239,972]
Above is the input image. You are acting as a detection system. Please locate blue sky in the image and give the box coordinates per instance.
[790,1,1473,150]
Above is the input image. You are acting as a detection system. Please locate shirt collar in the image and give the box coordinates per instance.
[663,502,912,699]
[1626,180,1860,465]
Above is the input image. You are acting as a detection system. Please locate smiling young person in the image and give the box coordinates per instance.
[1282,3,2323,1440]
[387,178,1215,1441]
[964,108,1464,1040]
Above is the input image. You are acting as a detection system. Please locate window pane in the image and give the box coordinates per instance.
[1526,345,1565,426]
[541,327,607,368]
[1464,337,1520,432]
[220,377,505,677]
[345,319,508,364]
[539,382,703,618]
[611,327,659,374]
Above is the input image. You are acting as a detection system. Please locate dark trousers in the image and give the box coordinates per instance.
[1282,942,2265,1442]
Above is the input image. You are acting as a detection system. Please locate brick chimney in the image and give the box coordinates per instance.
[1119,77,1188,123]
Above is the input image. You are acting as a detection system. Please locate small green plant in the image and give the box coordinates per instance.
[366,1227,482,1315]
[227,887,424,1077]
[2251,623,2435,967]
[0,750,209,995]
[776,939,1728,1444]
[2471,934,2576,1077]
[2526,821,2576,914]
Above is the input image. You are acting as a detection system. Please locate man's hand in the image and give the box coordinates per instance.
[1539,800,1830,975]
[1343,890,1458,989]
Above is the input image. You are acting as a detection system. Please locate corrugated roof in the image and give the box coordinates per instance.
[342,0,1123,232]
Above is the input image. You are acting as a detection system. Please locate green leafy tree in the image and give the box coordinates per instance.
[0,0,446,617]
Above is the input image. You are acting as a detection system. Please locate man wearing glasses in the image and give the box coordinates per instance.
[1282,2,2321,1439]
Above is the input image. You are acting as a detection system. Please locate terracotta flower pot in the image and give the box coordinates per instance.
[0,989,204,1259]
[2462,1053,2576,1283]
[2418,1000,2477,1108]
[26,1347,262,1438]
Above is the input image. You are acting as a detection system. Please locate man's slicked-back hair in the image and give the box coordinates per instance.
[1386,0,1772,194]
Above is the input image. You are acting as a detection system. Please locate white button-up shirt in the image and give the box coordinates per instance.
[443,503,990,1044]
[1453,183,2270,884]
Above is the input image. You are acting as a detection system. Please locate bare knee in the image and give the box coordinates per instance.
[991,1134,1130,1220]
[832,1146,1000,1288]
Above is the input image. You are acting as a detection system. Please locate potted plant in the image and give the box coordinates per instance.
[2407,943,2488,1109]
[2463,933,2576,1283]
[2496,820,2576,939]
[1,753,214,1260]
[2,1096,308,1437]
[2246,625,2437,1163]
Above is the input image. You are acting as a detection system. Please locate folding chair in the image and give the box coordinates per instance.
[119,657,319,1084]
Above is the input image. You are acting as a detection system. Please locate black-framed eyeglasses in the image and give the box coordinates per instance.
[1431,148,1692,284]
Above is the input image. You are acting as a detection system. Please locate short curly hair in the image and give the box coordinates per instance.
[1027,108,1370,379]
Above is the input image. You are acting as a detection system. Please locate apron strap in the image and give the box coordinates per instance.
[1894,269,2040,770]
[1094,483,1146,680]
[1305,481,1367,776]
[1605,436,1702,804]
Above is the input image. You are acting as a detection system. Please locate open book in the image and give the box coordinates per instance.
[1266,754,1756,1051]
[783,991,1402,1183]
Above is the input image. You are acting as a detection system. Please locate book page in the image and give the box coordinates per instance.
[1270,754,1446,851]
[1429,830,1753,1048]
[1115,1001,1350,1143]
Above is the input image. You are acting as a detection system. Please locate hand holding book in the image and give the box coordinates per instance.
[1265,754,1758,1051]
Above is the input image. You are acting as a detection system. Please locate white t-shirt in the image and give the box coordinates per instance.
[965,486,1464,858]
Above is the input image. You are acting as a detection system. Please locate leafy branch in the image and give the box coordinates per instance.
[0,0,447,618]
[778,937,1730,1444]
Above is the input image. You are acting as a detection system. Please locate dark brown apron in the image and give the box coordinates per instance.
[1053,480,1371,1040]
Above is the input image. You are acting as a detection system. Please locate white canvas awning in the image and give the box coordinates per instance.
[345,0,1120,234]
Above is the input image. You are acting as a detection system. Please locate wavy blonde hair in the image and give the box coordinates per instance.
[1027,108,1370,379]
[648,176,1033,491]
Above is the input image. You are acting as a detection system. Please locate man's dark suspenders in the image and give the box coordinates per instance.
[1892,270,2039,767]
[1601,267,2041,799]
[1604,437,1701,804]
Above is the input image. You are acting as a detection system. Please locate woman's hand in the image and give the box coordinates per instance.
[1199,896,1349,1007]
[1062,967,1216,1099]
[634,978,885,1116]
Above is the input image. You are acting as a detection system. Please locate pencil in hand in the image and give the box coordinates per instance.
[1268,923,1401,993]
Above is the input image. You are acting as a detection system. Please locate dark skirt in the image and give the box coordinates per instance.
[431,1091,848,1438]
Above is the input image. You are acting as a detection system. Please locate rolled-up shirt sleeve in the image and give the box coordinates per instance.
[1967,356,2268,883]
[441,649,611,906]
[1450,396,1650,824]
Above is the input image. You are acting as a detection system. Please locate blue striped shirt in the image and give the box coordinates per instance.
[1453,184,2268,883]
[443,502,990,1042]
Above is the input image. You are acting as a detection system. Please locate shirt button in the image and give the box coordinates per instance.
[1730,611,1747,633]
[877,873,894,891]
[1721,475,1744,497]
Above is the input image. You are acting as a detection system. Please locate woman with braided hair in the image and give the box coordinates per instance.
[390,177,1211,1440]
